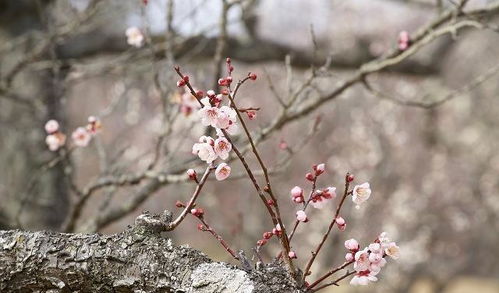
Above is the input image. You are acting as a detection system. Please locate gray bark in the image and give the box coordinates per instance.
[0,213,301,293]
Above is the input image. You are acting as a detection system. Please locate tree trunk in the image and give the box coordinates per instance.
[0,213,301,292]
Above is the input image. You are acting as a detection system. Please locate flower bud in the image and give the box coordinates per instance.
[305,172,315,182]
[248,73,257,80]
[263,232,273,240]
[187,169,197,180]
[288,251,297,259]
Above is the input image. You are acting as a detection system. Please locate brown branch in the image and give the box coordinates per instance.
[197,216,239,260]
[302,173,352,283]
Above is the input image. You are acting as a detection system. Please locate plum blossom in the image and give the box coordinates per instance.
[291,186,304,203]
[215,163,231,181]
[311,187,336,209]
[214,136,232,160]
[350,271,378,286]
[72,127,91,147]
[192,136,217,163]
[352,182,372,208]
[385,242,400,260]
[214,106,236,129]
[296,210,308,222]
[345,238,360,251]
[336,216,346,231]
[45,133,66,151]
[86,116,101,134]
[44,120,59,134]
[199,97,220,127]
[126,27,145,48]
[347,236,400,286]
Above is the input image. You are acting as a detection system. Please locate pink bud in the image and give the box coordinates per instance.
[207,90,216,97]
[44,120,60,134]
[187,169,197,180]
[183,75,190,82]
[344,238,359,251]
[291,186,303,198]
[314,163,326,176]
[197,224,205,231]
[336,216,346,231]
[279,140,288,150]
[296,210,308,222]
[226,76,233,84]
[248,73,257,80]
[305,172,315,182]
[246,110,257,120]
[257,239,267,246]
[288,251,297,259]
[177,79,186,87]
[346,173,354,183]
[263,232,273,240]
[345,252,354,262]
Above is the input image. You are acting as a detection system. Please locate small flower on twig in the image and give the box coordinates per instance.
[215,163,231,181]
[126,27,145,48]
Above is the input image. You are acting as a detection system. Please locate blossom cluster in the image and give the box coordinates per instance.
[345,233,400,286]
[44,116,101,151]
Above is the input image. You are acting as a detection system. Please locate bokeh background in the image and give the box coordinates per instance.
[1,0,499,292]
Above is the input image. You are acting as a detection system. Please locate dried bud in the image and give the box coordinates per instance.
[257,239,267,246]
[248,73,257,80]
[175,200,185,208]
[263,185,270,192]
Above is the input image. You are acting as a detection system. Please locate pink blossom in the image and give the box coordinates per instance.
[354,249,370,272]
[126,27,145,48]
[314,163,326,176]
[192,138,217,164]
[352,182,372,207]
[86,116,101,134]
[311,187,336,209]
[45,133,66,151]
[71,127,91,147]
[350,272,378,286]
[199,97,220,127]
[296,210,308,222]
[385,242,400,260]
[44,120,59,134]
[345,238,360,251]
[291,186,304,203]
[214,136,232,160]
[215,163,231,181]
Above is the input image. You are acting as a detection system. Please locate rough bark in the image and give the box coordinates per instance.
[0,213,301,293]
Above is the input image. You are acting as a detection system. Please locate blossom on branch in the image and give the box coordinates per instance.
[126,27,145,48]
[215,163,231,181]
[352,182,372,208]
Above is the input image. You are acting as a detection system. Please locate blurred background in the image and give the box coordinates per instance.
[1,0,499,292]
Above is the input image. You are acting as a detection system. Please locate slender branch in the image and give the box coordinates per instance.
[167,166,213,230]
[197,216,239,260]
[309,270,356,292]
[308,260,354,289]
[302,174,352,282]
